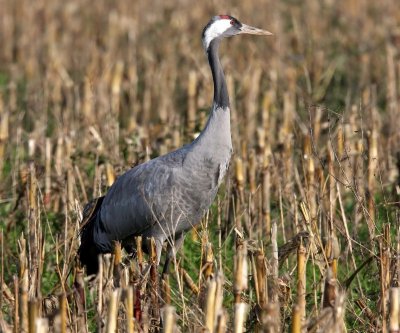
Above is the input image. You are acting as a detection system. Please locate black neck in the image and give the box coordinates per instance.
[207,39,229,108]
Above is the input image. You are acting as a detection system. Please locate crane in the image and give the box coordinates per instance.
[79,15,272,275]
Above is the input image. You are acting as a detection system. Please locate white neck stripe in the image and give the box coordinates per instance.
[202,19,232,51]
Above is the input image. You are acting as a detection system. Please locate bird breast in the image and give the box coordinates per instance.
[98,106,232,242]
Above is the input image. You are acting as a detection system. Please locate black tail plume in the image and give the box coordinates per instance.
[78,196,105,275]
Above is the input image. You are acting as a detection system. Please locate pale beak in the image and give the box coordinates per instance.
[240,24,273,36]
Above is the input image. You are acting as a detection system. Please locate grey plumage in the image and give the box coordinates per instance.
[79,15,272,275]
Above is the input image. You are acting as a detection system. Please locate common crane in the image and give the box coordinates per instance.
[79,15,272,275]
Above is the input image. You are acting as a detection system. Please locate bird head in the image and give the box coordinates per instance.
[202,15,272,51]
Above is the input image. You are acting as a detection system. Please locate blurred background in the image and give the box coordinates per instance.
[1,0,400,331]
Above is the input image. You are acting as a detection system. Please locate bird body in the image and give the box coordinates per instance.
[79,15,271,275]
[94,110,232,252]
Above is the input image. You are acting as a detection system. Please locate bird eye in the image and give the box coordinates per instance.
[230,19,235,25]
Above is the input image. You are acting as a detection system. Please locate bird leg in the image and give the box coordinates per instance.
[140,237,164,279]
[162,233,185,277]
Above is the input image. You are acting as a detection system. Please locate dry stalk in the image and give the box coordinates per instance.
[205,277,217,332]
[113,241,122,288]
[111,61,124,115]
[297,242,307,326]
[83,76,93,123]
[74,165,88,203]
[353,138,365,233]
[162,305,177,333]
[97,254,104,326]
[178,265,199,296]
[58,294,67,333]
[234,239,248,303]
[337,126,344,160]
[14,276,19,333]
[0,229,3,311]
[304,134,316,223]
[187,70,197,136]
[253,249,268,307]
[54,136,63,179]
[386,40,399,145]
[73,266,87,333]
[28,299,37,333]
[0,312,12,333]
[133,238,143,324]
[262,144,271,240]
[235,157,245,210]
[325,144,341,281]
[215,309,227,333]
[389,287,399,333]
[44,138,51,208]
[355,298,380,329]
[28,161,40,299]
[322,268,337,308]
[261,303,280,333]
[367,116,378,240]
[248,148,257,194]
[136,236,143,273]
[327,144,336,230]
[0,93,9,174]
[203,239,214,281]
[245,68,262,141]
[281,92,294,191]
[34,318,48,333]
[291,305,301,333]
[162,274,171,305]
[106,163,116,187]
[311,106,322,145]
[278,186,287,249]
[19,235,28,333]
[251,247,270,331]
[125,286,134,333]
[380,225,391,333]
[106,289,120,333]
[150,238,160,321]
[270,216,279,298]
[234,239,248,332]
[234,303,249,333]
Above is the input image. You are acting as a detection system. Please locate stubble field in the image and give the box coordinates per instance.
[1,0,400,332]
